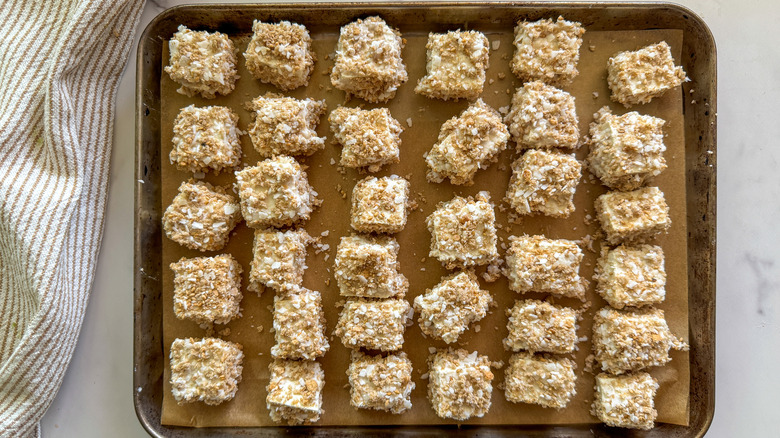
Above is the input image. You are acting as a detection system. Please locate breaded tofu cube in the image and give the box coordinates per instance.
[249,228,311,294]
[334,235,408,299]
[347,350,415,414]
[169,337,243,405]
[587,107,667,191]
[244,20,314,90]
[235,156,319,229]
[164,25,238,99]
[592,372,659,430]
[414,271,493,344]
[247,95,326,158]
[506,149,582,218]
[171,254,243,326]
[504,352,577,409]
[271,287,329,360]
[595,187,671,245]
[329,106,403,172]
[331,16,408,103]
[504,299,578,354]
[162,180,241,252]
[607,41,687,107]
[593,307,687,374]
[504,235,585,299]
[351,175,409,233]
[335,298,412,351]
[415,30,490,100]
[427,349,494,420]
[425,99,510,185]
[267,359,325,425]
[505,80,579,150]
[170,105,242,174]
[511,17,585,85]
[426,191,498,269]
[595,244,666,309]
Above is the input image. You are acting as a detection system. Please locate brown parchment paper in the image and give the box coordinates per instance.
[158,25,689,427]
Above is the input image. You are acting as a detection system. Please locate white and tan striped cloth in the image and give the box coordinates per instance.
[0,0,144,436]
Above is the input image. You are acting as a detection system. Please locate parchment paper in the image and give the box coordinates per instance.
[158,25,689,427]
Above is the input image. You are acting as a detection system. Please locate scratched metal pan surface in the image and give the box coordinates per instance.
[134,2,716,436]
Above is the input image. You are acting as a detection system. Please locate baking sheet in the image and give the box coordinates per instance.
[157,24,689,427]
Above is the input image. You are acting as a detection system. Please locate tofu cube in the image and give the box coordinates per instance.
[607,41,687,107]
[235,156,319,229]
[504,299,578,354]
[506,149,582,218]
[169,337,243,405]
[504,80,579,150]
[425,99,510,185]
[329,106,403,172]
[249,228,311,294]
[266,359,325,425]
[414,271,493,344]
[164,25,238,99]
[504,235,585,299]
[334,234,408,299]
[426,191,498,269]
[271,287,329,360]
[595,244,666,309]
[244,20,315,91]
[247,95,326,158]
[170,105,242,174]
[592,372,659,430]
[511,17,585,85]
[350,175,409,234]
[595,187,671,245]
[335,298,412,351]
[587,107,667,191]
[427,348,494,420]
[331,16,408,103]
[347,350,415,414]
[162,180,241,252]
[504,352,577,409]
[415,30,490,101]
[170,254,243,326]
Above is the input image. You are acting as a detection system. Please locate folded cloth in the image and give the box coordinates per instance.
[0,0,144,435]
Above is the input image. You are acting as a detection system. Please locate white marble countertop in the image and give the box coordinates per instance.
[37,0,773,436]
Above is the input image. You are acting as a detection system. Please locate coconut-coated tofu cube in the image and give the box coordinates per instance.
[243,20,315,91]
[595,244,666,309]
[347,350,415,414]
[511,17,585,85]
[164,25,239,99]
[427,348,494,420]
[506,149,581,218]
[329,106,403,172]
[247,95,326,158]
[607,41,687,107]
[592,372,659,430]
[335,298,412,352]
[415,30,490,101]
[170,105,242,174]
[504,352,577,409]
[249,228,311,294]
[271,287,329,360]
[595,187,671,245]
[504,299,578,354]
[350,175,409,234]
[266,359,325,425]
[334,234,408,299]
[169,337,243,405]
[504,235,585,299]
[171,254,243,326]
[504,80,579,150]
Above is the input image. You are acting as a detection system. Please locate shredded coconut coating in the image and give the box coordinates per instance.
[235,156,319,229]
[415,30,490,100]
[272,287,329,360]
[331,16,408,103]
[335,298,412,351]
[511,17,585,85]
[329,106,403,172]
[350,175,409,234]
[267,359,324,425]
[587,106,667,191]
[414,271,493,344]
[164,25,238,99]
[244,20,315,90]
[504,80,579,150]
[427,348,494,420]
[347,350,415,414]
[595,186,671,245]
[249,228,311,294]
[595,244,666,309]
[506,149,581,217]
[592,372,658,430]
[593,307,687,374]
[169,337,243,405]
[171,254,243,326]
[334,234,408,299]
[607,41,687,107]
[426,99,509,185]
[162,180,241,252]
[247,94,326,158]
[504,352,577,409]
[504,235,585,299]
[504,299,578,354]
[426,191,498,269]
[170,105,242,174]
